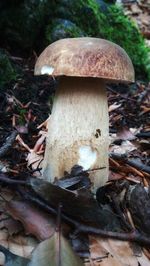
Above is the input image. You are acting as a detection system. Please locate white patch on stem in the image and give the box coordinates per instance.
[78,146,97,170]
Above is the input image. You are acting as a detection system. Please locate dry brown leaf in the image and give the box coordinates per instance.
[117,127,136,141]
[110,140,137,154]
[8,234,37,258]
[89,236,150,266]
[0,217,23,235]
[139,13,150,26]
[0,229,37,259]
[96,255,124,266]
[27,151,43,175]
[130,4,142,14]
[5,200,56,240]
[0,230,9,248]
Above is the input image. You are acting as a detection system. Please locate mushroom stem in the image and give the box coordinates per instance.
[42,77,109,191]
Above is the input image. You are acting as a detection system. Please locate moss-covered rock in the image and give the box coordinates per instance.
[45,0,150,80]
[0,50,17,88]
[0,0,149,79]
[47,19,85,43]
[95,5,150,80]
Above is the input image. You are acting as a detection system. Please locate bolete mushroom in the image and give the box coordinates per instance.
[34,37,134,191]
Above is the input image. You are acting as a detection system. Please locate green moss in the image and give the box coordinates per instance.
[75,2,150,79]
[0,50,17,88]
[46,0,150,80]
[95,5,150,80]
[53,0,101,36]
[1,0,149,79]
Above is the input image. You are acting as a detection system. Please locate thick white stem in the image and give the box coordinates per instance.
[42,77,109,191]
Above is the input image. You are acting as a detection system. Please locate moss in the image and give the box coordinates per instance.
[46,0,150,80]
[53,0,101,36]
[0,50,17,88]
[1,0,149,79]
[95,5,150,80]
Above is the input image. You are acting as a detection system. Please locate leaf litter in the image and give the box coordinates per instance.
[0,9,150,266]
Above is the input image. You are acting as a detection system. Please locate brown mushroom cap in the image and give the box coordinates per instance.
[34,37,135,83]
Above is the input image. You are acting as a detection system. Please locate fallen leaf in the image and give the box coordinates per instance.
[0,230,37,258]
[108,103,121,112]
[5,200,56,240]
[27,151,43,174]
[89,236,150,266]
[29,178,121,229]
[117,126,136,141]
[130,4,142,14]
[0,216,23,235]
[0,245,29,266]
[28,232,84,266]
[110,140,137,154]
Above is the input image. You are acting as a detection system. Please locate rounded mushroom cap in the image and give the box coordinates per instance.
[34,37,135,83]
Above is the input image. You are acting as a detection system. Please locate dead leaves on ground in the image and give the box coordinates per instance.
[0,57,149,265]
[5,200,56,241]
[122,0,150,42]
[1,176,150,265]
[87,236,150,266]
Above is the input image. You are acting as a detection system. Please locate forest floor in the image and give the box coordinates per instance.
[0,1,150,265]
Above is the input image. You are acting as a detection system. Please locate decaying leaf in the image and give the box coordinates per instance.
[108,103,121,112]
[5,200,56,240]
[110,140,137,154]
[0,216,23,235]
[28,178,121,229]
[88,236,150,266]
[27,151,43,174]
[29,232,84,266]
[116,126,136,141]
[0,230,37,259]
[0,245,30,266]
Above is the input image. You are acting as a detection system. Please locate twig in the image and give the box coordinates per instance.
[0,130,18,158]
[0,172,26,185]
[76,226,150,246]
[136,132,150,138]
[110,153,150,174]
[107,86,137,102]
[1,173,150,246]
[18,187,150,246]
[109,129,150,138]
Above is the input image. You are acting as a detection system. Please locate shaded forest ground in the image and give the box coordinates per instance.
[0,0,150,265]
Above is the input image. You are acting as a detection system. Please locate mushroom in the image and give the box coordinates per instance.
[34,37,134,191]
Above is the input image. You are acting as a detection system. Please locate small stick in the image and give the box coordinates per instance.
[110,153,150,175]
[1,173,150,246]
[18,187,150,247]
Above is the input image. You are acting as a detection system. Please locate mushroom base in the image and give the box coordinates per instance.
[42,77,109,191]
